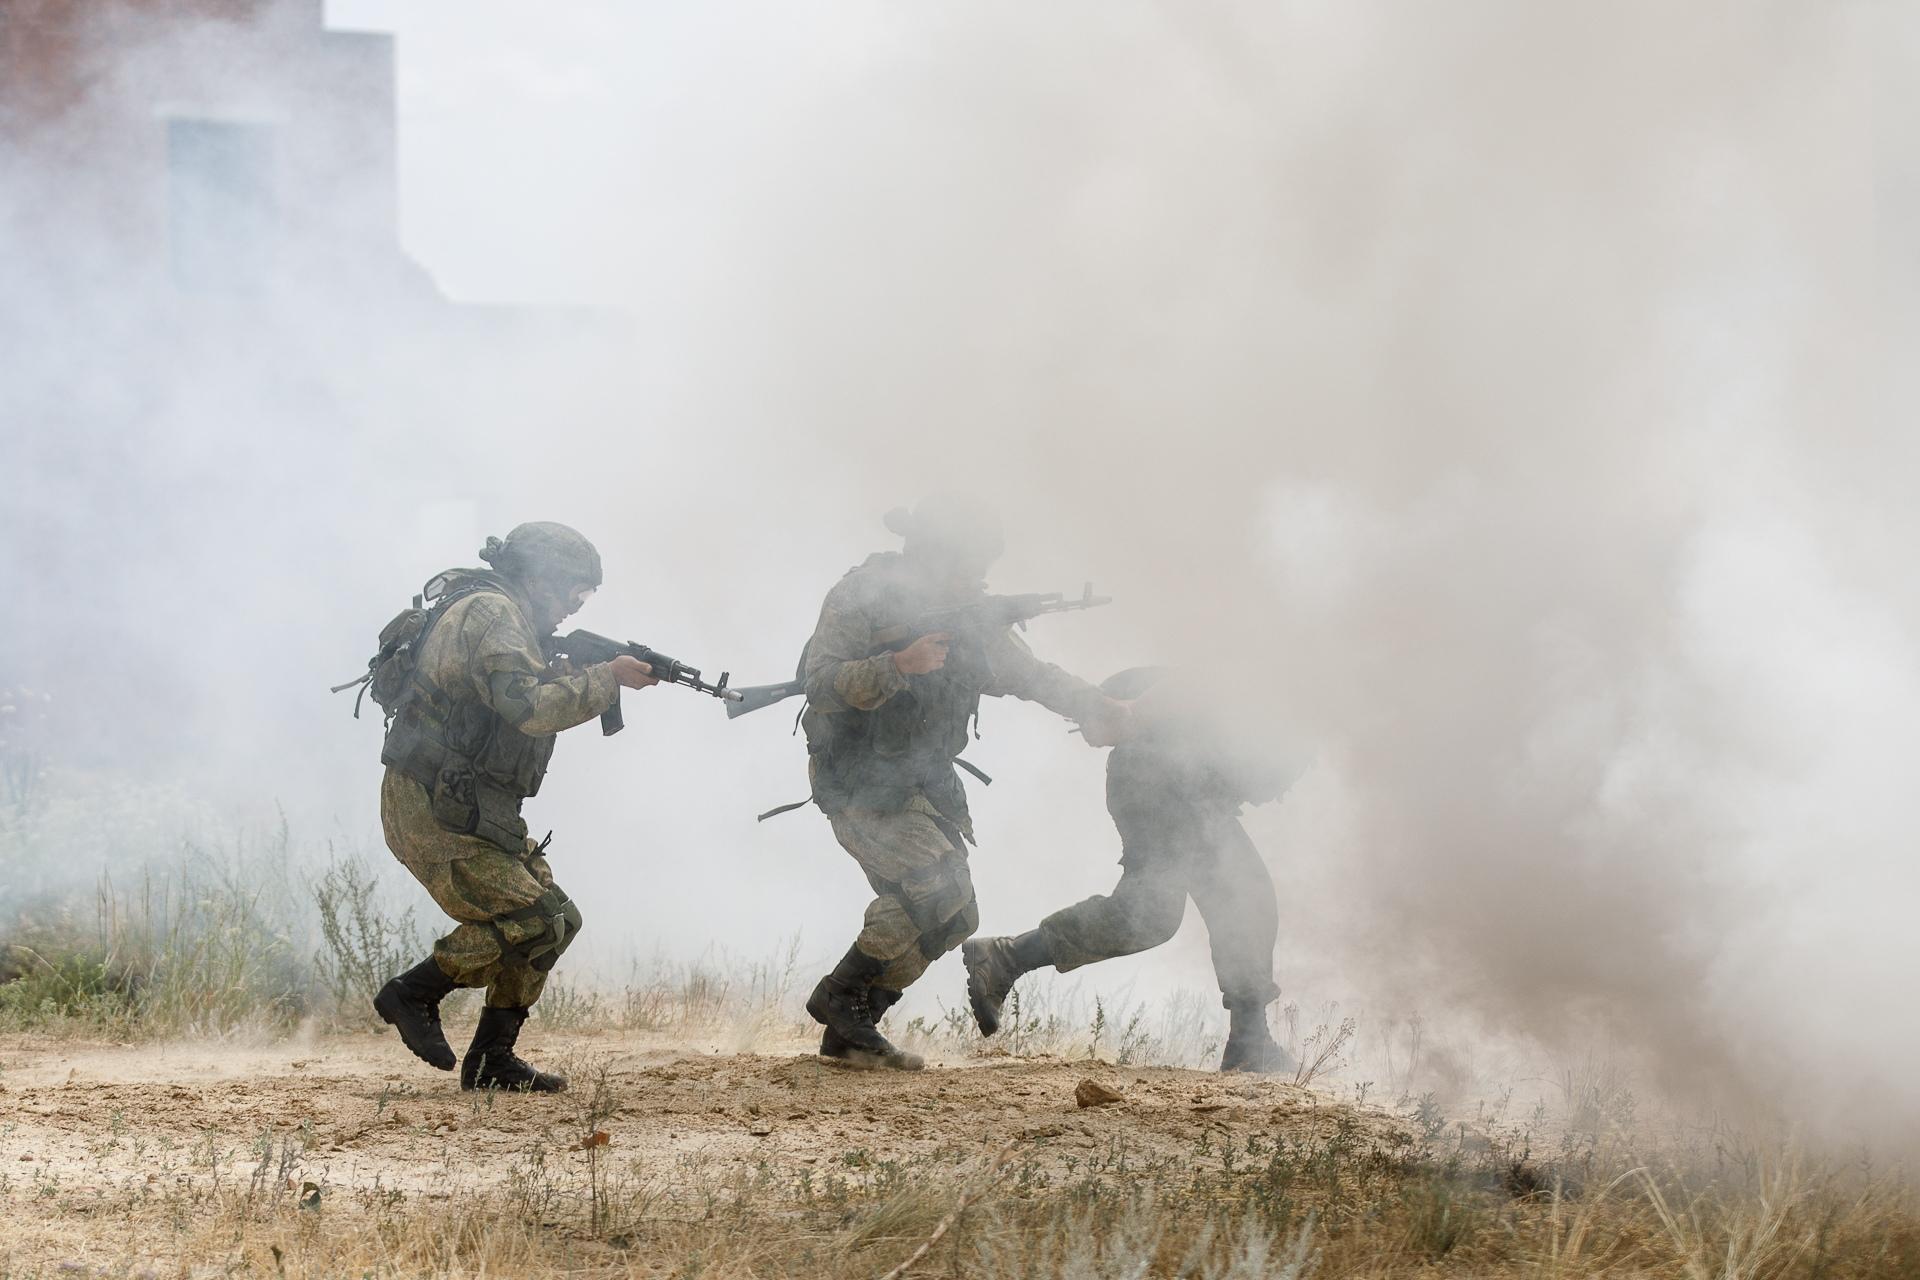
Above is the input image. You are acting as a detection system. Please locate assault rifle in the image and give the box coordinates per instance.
[555,629,743,735]
[725,583,1112,720]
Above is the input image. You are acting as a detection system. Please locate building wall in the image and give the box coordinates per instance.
[1,0,419,302]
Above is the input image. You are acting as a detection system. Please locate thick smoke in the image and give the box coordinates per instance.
[6,0,1918,1149]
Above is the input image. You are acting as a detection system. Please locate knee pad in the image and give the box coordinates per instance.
[915,893,979,963]
[505,887,582,973]
[897,853,975,936]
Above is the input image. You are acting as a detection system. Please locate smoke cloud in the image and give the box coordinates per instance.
[5,0,1917,1149]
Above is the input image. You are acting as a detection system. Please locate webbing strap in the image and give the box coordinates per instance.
[955,758,993,786]
[756,796,814,823]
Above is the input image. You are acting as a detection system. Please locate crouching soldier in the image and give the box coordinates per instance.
[963,667,1300,1074]
[366,522,656,1091]
[798,496,1130,1071]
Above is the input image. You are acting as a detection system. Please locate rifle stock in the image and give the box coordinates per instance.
[725,679,804,719]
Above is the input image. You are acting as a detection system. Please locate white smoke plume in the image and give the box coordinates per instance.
[4,0,1917,1149]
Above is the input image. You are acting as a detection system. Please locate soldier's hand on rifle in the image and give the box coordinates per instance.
[893,631,951,676]
[609,655,659,689]
[1077,697,1135,748]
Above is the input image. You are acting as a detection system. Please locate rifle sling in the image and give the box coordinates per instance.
[756,757,989,823]
[955,758,993,786]
[757,796,815,823]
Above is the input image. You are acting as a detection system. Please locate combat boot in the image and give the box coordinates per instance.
[1220,1000,1296,1075]
[373,956,459,1071]
[461,1006,567,1092]
[962,930,1049,1036]
[807,946,922,1071]
[820,985,918,1065]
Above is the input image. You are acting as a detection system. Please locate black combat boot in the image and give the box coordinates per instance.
[1219,999,1296,1075]
[961,930,1049,1037]
[461,1006,567,1092]
[373,956,459,1071]
[821,985,916,1063]
[807,946,923,1071]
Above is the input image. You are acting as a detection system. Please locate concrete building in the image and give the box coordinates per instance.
[0,0,433,302]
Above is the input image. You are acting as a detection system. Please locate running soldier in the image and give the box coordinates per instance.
[364,522,655,1091]
[798,496,1129,1070]
[962,667,1299,1073]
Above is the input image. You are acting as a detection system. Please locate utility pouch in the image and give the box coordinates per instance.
[472,786,530,854]
[429,762,480,834]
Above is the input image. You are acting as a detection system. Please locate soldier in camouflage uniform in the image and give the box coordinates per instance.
[798,496,1130,1070]
[963,668,1299,1074]
[371,522,656,1092]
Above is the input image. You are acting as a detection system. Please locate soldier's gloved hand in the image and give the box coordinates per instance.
[609,655,658,689]
[893,631,951,676]
[1077,697,1135,748]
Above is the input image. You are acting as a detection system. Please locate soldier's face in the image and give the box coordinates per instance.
[527,580,593,631]
[911,540,1000,591]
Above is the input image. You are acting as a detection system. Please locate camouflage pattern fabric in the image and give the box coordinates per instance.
[801,551,1108,994]
[381,769,571,1008]
[802,551,1105,839]
[1036,741,1282,1008]
[377,583,614,1007]
[416,587,617,741]
[827,803,979,993]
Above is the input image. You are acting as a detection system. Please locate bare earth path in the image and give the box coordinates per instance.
[1,1028,1406,1274]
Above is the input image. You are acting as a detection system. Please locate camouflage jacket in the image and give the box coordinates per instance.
[381,573,617,852]
[801,552,1106,836]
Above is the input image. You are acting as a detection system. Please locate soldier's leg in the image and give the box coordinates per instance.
[1189,821,1291,1073]
[965,859,1187,1035]
[407,847,581,1009]
[833,807,977,992]
[382,770,581,1007]
[807,807,971,1070]
[375,772,475,1070]
[444,849,580,1093]
[1034,862,1190,972]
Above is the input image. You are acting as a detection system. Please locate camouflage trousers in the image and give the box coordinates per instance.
[379,769,580,1009]
[1037,813,1280,1008]
[829,802,978,993]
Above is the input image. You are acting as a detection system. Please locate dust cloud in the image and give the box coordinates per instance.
[4,1,1918,1149]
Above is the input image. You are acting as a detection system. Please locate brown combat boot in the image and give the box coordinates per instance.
[807,946,923,1071]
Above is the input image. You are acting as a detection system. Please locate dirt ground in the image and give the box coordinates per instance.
[2,1025,1407,1270]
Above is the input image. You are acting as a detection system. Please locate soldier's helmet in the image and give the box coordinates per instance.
[480,522,604,591]
[884,494,1005,570]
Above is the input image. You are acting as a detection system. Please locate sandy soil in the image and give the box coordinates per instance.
[1,1026,1408,1267]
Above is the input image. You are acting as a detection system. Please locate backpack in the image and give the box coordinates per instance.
[331,570,507,724]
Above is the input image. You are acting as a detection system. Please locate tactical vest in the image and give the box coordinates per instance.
[379,571,557,854]
[802,553,989,828]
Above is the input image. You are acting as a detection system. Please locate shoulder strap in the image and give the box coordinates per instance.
[756,795,815,823]
[388,577,510,723]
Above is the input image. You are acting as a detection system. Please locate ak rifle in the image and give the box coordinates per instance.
[555,629,743,735]
[725,583,1111,720]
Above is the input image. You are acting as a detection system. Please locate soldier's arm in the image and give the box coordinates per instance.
[803,579,909,713]
[981,628,1108,723]
[464,598,619,735]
